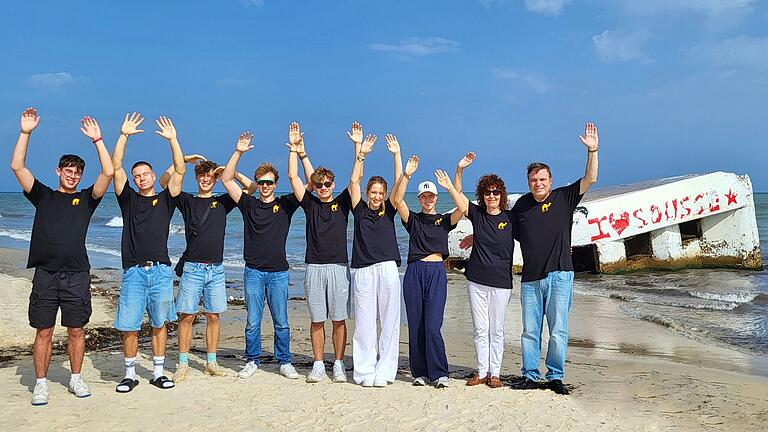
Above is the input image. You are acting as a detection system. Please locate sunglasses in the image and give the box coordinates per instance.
[483,190,502,197]
[313,181,333,189]
[256,179,275,186]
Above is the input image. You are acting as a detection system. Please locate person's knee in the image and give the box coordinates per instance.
[67,327,85,338]
[179,313,196,324]
[331,320,346,328]
[35,327,54,341]
[205,313,220,324]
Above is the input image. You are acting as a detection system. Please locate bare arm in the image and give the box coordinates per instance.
[222,132,254,204]
[79,116,114,198]
[155,116,185,197]
[112,112,145,196]
[385,133,403,207]
[159,154,207,190]
[436,169,469,216]
[287,121,307,201]
[10,108,40,193]
[349,128,375,208]
[393,155,418,223]
[453,152,476,194]
[579,122,599,194]
[346,122,364,207]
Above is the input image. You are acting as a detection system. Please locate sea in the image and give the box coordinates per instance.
[1,191,767,356]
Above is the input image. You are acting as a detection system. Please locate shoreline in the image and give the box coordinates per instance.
[1,246,767,430]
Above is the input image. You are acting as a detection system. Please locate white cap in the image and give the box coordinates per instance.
[417,181,438,197]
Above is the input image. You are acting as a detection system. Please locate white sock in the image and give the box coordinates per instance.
[334,359,344,366]
[36,377,46,385]
[313,360,324,370]
[153,356,165,380]
[124,356,137,380]
[70,373,81,384]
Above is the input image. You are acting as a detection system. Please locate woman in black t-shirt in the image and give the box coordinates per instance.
[348,126,403,388]
[392,154,463,388]
[435,152,515,389]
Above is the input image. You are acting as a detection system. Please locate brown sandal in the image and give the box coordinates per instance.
[487,376,503,388]
[466,373,488,386]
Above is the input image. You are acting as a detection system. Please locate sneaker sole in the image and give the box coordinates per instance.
[68,389,91,398]
[31,401,48,406]
[332,376,347,383]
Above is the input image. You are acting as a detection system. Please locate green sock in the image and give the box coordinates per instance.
[207,352,216,363]
[179,352,189,365]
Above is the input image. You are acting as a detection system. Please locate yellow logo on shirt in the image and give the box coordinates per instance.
[378,210,385,217]
[541,202,551,213]
[152,198,158,207]
[211,201,218,209]
[331,203,339,212]
[273,204,280,213]
[498,222,508,230]
[434,218,443,226]
[71,198,80,206]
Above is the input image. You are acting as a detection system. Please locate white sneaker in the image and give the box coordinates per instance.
[435,376,450,388]
[361,377,374,387]
[412,376,428,386]
[31,381,49,406]
[306,362,327,383]
[280,364,299,379]
[332,361,347,383]
[238,361,259,379]
[373,377,388,387]
[68,377,92,398]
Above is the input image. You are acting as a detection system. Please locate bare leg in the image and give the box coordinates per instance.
[33,327,55,379]
[66,327,85,374]
[331,320,347,361]
[177,314,195,354]
[310,322,325,361]
[122,331,139,358]
[204,313,220,354]
[151,325,167,357]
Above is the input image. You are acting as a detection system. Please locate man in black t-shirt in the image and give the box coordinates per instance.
[11,108,114,405]
[111,113,185,393]
[513,122,599,395]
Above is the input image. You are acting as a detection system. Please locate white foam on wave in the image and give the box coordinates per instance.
[690,291,759,304]
[85,244,122,257]
[105,216,123,227]
[0,229,31,241]
[170,224,185,235]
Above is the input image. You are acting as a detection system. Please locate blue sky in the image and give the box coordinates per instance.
[1,0,766,192]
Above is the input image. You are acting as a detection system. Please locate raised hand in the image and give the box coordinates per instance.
[185,154,207,164]
[347,121,363,145]
[405,155,419,176]
[20,107,40,133]
[288,121,304,151]
[80,116,102,141]
[121,112,145,136]
[434,169,452,189]
[385,133,401,154]
[155,116,177,141]
[212,165,224,178]
[236,131,255,153]
[458,151,476,169]
[360,133,376,155]
[579,122,599,151]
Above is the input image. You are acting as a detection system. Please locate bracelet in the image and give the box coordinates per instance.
[289,150,298,153]
[356,154,366,162]
[299,153,308,160]
[92,136,103,143]
[120,132,129,138]
[20,129,31,135]
[404,173,412,179]
[588,148,598,153]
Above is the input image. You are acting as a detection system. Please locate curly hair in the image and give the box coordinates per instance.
[194,160,219,177]
[475,174,508,210]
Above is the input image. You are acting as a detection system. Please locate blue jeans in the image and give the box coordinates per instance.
[114,264,176,331]
[177,262,227,314]
[520,271,574,381]
[243,267,291,365]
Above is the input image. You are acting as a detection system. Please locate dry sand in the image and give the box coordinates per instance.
[1,247,766,431]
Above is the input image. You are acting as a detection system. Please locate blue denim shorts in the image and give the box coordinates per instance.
[176,262,227,314]
[114,264,176,331]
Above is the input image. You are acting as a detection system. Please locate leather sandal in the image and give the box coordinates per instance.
[487,376,503,388]
[466,373,488,386]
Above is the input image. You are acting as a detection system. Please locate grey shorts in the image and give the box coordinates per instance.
[304,263,350,322]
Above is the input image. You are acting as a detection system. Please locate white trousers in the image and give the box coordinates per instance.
[467,281,512,377]
[352,261,401,384]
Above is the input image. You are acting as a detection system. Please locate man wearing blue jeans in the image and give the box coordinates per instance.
[221,131,313,380]
[512,122,599,395]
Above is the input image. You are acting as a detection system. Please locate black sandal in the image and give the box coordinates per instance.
[149,375,175,389]
[115,378,139,393]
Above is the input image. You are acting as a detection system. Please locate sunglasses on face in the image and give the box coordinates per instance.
[256,179,275,186]
[313,181,333,189]
[483,190,502,197]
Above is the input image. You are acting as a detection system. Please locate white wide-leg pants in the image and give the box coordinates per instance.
[467,280,512,377]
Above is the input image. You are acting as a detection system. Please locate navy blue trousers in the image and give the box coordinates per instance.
[403,260,449,381]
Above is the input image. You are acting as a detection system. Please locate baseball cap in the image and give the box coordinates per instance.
[417,181,438,197]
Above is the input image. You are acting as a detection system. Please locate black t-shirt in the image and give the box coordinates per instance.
[238,193,300,272]
[402,211,456,264]
[301,189,352,264]
[465,202,516,289]
[116,180,177,269]
[351,199,401,268]
[24,179,102,272]
[176,192,237,263]
[513,181,583,282]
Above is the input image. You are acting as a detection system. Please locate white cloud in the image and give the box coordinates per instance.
[368,37,459,58]
[523,0,572,15]
[27,72,81,90]
[240,0,264,7]
[592,30,651,63]
[690,35,768,70]
[614,0,756,20]
[492,67,552,94]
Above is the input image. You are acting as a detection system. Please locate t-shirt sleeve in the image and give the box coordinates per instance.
[281,193,301,215]
[442,212,457,232]
[218,193,238,213]
[337,188,352,213]
[467,201,479,222]
[115,179,133,211]
[83,185,102,214]
[560,180,584,210]
[402,210,415,232]
[351,198,365,217]
[238,192,253,213]
[162,188,178,213]
[506,210,519,240]
[23,179,52,207]
[385,200,397,220]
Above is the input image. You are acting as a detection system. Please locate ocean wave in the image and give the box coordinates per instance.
[690,291,759,304]
[170,224,185,235]
[105,216,123,227]
[606,292,741,311]
[85,244,122,257]
[0,229,31,241]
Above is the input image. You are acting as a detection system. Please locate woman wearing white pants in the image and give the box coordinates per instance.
[435,153,515,389]
[347,125,403,387]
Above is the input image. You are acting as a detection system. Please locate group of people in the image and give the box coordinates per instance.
[11,107,599,406]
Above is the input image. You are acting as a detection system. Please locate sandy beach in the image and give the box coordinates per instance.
[1,246,766,431]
